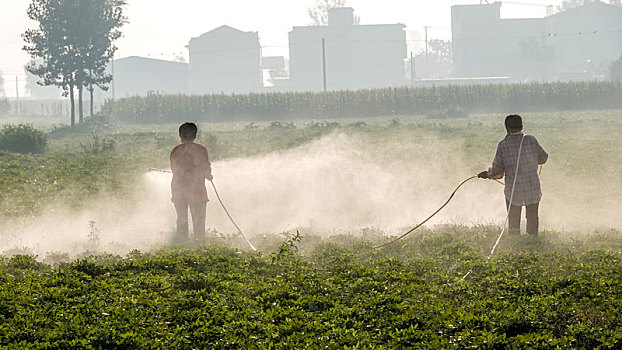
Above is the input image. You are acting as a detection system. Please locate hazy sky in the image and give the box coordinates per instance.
[1,0,561,97]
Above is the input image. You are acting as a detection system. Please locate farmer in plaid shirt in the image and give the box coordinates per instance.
[478,115,548,235]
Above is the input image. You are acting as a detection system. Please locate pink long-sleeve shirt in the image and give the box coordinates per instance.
[170,141,212,203]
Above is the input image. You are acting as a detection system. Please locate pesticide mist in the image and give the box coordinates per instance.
[1,131,619,256]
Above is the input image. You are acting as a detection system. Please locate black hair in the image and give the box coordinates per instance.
[179,122,198,140]
[505,114,523,132]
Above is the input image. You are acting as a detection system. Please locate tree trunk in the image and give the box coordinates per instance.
[89,89,93,117]
[89,89,94,117]
[89,67,94,117]
[70,83,76,128]
[78,85,84,124]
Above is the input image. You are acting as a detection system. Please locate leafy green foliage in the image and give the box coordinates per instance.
[0,124,47,154]
[0,152,117,216]
[0,237,621,348]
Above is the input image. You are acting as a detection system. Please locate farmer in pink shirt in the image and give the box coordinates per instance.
[170,122,213,240]
[478,115,548,236]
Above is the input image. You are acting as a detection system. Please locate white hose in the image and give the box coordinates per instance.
[149,168,257,251]
[463,134,526,279]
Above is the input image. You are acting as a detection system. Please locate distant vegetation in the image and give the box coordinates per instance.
[103,81,622,124]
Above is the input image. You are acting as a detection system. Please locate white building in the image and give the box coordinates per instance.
[106,56,188,98]
[288,7,407,91]
[188,25,263,94]
[548,2,622,80]
[451,1,622,81]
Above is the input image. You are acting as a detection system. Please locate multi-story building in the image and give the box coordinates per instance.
[288,7,407,91]
[107,56,188,98]
[452,1,622,81]
[188,25,263,94]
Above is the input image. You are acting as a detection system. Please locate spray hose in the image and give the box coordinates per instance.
[149,168,257,251]
[372,175,510,250]
[152,137,541,257]
[372,175,478,249]
[374,134,532,279]
[208,180,257,251]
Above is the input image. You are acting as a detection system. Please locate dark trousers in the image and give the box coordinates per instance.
[174,201,206,239]
[506,200,539,235]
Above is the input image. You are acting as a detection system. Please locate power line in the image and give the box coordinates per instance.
[143,28,622,57]
[1,28,619,72]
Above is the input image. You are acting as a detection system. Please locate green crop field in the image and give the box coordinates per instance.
[1,109,621,348]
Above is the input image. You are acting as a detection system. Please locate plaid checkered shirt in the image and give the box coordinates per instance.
[487,132,548,206]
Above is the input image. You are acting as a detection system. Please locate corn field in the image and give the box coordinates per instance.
[101,81,622,123]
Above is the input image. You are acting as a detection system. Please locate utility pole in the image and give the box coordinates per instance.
[111,55,115,101]
[410,51,415,86]
[15,76,19,115]
[89,36,94,117]
[322,38,327,92]
[425,26,429,56]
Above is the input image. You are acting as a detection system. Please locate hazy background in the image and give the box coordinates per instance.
[0,0,560,97]
[3,115,619,256]
[0,132,511,254]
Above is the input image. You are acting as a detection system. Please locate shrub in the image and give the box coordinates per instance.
[48,114,117,137]
[80,134,117,155]
[0,124,47,154]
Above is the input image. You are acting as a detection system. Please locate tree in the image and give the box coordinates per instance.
[557,0,620,12]
[24,0,79,127]
[610,55,622,80]
[557,0,595,11]
[413,40,453,79]
[558,0,585,11]
[0,71,5,96]
[76,0,125,119]
[0,72,7,116]
[308,0,359,25]
[23,0,125,127]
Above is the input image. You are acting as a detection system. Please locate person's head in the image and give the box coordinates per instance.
[505,114,523,133]
[179,122,198,142]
